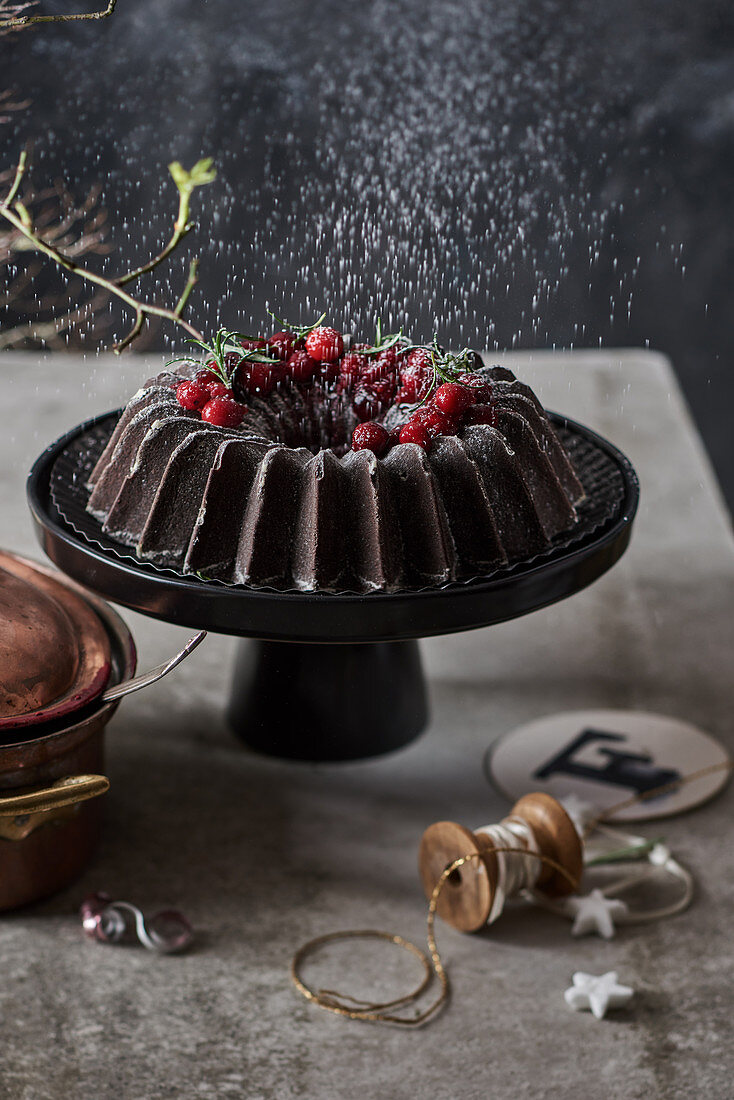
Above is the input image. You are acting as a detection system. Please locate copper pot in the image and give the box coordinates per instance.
[0,553,135,910]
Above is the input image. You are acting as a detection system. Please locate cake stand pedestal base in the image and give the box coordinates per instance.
[227,639,428,761]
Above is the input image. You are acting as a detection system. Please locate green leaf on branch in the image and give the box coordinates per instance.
[169,158,217,200]
[13,200,32,229]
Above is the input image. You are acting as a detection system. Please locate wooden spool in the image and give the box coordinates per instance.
[418,792,583,933]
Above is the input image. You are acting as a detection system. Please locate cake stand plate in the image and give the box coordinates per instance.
[27,412,639,761]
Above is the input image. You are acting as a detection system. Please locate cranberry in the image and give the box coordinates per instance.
[224,350,244,374]
[176,380,210,411]
[410,405,456,437]
[434,382,476,417]
[286,349,319,383]
[305,326,344,362]
[399,421,431,449]
[267,331,300,361]
[201,396,246,428]
[236,359,284,397]
[196,367,221,385]
[457,372,493,402]
[464,403,498,426]
[351,421,391,456]
[206,381,234,399]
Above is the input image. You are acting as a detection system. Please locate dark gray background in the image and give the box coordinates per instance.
[2,0,733,508]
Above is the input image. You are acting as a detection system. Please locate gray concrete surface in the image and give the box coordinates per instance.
[1,350,733,1099]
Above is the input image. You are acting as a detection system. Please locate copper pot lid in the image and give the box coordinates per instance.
[0,550,111,730]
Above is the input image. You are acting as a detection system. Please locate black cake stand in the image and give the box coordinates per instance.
[27,411,639,761]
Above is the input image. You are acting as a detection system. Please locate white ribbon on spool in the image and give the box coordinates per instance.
[474,816,541,923]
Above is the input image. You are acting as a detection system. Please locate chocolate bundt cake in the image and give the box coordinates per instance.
[86,329,585,592]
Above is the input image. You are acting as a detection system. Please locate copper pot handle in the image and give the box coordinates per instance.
[101,630,206,704]
[0,774,109,841]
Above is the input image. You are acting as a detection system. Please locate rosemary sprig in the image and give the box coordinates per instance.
[360,317,409,357]
[168,326,278,387]
[407,336,477,406]
[266,309,326,340]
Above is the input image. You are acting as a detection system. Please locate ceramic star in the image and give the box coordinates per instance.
[564,971,634,1019]
[564,889,629,939]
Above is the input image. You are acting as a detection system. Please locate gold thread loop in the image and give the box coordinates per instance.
[291,845,577,1027]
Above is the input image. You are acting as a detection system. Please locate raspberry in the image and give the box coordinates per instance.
[372,348,398,373]
[305,326,344,362]
[360,353,397,387]
[399,349,433,402]
[399,421,430,449]
[267,331,300,361]
[316,359,341,383]
[338,351,367,387]
[464,403,497,426]
[457,372,493,403]
[201,396,246,428]
[176,380,210,411]
[434,382,476,417]
[352,375,397,421]
[352,386,380,422]
[351,421,391,456]
[286,350,319,383]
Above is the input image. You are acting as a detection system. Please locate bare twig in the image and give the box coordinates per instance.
[115,160,215,287]
[0,150,215,352]
[0,0,116,30]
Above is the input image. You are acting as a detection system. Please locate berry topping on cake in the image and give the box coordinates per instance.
[304,325,344,362]
[338,351,367,388]
[465,403,498,426]
[167,319,499,453]
[458,371,493,402]
[409,404,456,439]
[176,379,211,411]
[286,349,319,383]
[236,358,284,397]
[267,331,301,361]
[433,382,476,417]
[196,367,221,385]
[352,421,391,456]
[201,395,246,427]
[399,421,431,448]
[205,381,234,399]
